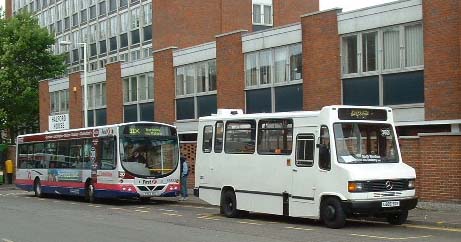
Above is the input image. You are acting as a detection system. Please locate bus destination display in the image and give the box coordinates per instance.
[127,126,162,136]
[338,108,387,121]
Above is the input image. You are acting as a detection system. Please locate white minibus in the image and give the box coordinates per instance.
[194,106,417,228]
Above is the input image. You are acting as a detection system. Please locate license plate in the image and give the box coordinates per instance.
[382,201,400,207]
[142,191,162,196]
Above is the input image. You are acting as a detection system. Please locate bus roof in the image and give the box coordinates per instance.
[17,121,176,139]
[199,105,392,122]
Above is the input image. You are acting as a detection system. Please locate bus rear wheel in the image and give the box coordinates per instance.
[34,179,43,198]
[221,190,239,218]
[320,197,346,229]
[386,211,408,225]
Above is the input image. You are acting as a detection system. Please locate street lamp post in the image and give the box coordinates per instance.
[60,41,88,128]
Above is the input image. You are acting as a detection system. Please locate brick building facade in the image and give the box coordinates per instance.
[7,0,461,202]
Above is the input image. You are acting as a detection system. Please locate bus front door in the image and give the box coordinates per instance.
[290,132,317,217]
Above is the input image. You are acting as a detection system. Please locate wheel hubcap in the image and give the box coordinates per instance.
[325,205,336,220]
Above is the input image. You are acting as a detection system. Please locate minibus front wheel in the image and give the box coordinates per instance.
[320,197,346,229]
[386,211,408,225]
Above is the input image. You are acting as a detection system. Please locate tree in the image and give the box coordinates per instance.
[0,11,66,143]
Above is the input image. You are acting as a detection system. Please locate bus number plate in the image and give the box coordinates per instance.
[382,201,400,207]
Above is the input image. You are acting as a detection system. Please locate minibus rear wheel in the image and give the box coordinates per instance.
[386,211,408,225]
[320,197,346,229]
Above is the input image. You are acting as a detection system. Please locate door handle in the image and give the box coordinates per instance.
[292,169,298,172]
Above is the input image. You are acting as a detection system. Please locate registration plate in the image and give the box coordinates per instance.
[141,191,162,196]
[382,201,400,207]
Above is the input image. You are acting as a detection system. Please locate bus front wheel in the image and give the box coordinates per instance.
[221,190,239,218]
[85,182,96,203]
[34,179,43,198]
[320,197,346,229]
[386,211,408,225]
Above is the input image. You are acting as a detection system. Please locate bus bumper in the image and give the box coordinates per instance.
[341,197,418,216]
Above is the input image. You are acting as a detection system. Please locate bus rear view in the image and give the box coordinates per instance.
[194,106,417,229]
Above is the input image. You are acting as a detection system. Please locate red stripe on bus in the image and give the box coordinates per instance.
[41,181,85,188]
[15,179,34,185]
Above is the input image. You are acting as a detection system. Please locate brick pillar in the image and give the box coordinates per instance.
[301,9,342,111]
[273,0,319,27]
[5,0,13,18]
[39,81,49,132]
[216,30,247,111]
[153,47,177,125]
[423,0,461,120]
[69,72,83,129]
[106,62,124,124]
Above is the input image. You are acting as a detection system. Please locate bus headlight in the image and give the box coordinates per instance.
[348,181,365,193]
[408,179,415,189]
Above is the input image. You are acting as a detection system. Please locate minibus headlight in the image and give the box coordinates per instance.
[408,179,415,189]
[348,182,365,193]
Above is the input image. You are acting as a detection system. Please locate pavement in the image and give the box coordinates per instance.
[2,183,460,229]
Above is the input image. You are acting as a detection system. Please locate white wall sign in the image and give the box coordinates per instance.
[49,114,70,131]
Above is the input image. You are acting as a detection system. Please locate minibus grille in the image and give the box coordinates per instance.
[366,179,409,192]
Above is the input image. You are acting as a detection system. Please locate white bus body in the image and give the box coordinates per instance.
[194,106,417,228]
[16,122,181,202]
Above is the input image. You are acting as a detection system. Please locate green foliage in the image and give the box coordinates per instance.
[0,11,66,141]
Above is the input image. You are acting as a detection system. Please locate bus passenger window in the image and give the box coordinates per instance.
[224,121,256,154]
[202,125,213,153]
[214,121,224,153]
[318,126,331,170]
[257,119,293,155]
[296,134,314,167]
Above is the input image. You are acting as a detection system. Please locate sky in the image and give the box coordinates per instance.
[320,0,396,12]
[0,1,397,14]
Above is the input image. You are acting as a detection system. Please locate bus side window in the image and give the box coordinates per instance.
[318,126,331,171]
[202,125,213,153]
[296,134,314,167]
[214,121,224,153]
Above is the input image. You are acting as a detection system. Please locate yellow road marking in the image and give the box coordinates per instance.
[197,215,221,221]
[239,221,262,226]
[109,207,123,210]
[70,202,78,205]
[134,210,150,213]
[350,234,432,240]
[159,209,176,212]
[38,198,46,201]
[403,224,461,233]
[285,226,313,231]
[162,212,183,217]
[136,206,148,209]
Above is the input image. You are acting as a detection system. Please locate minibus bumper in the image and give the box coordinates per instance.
[341,197,418,216]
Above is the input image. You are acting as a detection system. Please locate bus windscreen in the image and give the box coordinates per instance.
[120,124,179,178]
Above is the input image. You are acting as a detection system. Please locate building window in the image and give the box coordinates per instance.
[341,23,424,107]
[342,35,357,74]
[80,9,87,23]
[109,0,117,12]
[253,4,272,25]
[50,90,69,114]
[85,82,107,127]
[362,32,377,72]
[120,0,128,8]
[405,24,423,67]
[123,73,154,122]
[89,5,97,20]
[245,43,302,88]
[175,60,218,120]
[383,28,400,70]
[244,43,303,114]
[99,1,107,16]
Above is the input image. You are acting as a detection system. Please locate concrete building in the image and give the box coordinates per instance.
[7,0,461,203]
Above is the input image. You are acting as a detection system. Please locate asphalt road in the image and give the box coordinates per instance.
[0,189,459,242]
